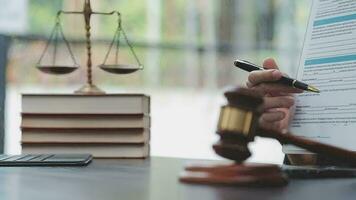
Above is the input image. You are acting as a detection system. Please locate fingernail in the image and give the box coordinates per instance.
[272,70,282,79]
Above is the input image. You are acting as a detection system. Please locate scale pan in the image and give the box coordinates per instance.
[99,64,142,74]
[37,65,79,75]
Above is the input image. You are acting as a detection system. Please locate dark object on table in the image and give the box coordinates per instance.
[0,154,92,166]
[283,165,356,179]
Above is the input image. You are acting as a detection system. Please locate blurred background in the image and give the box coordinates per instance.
[0,0,311,163]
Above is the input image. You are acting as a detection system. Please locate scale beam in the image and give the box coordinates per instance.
[92,11,119,15]
[58,11,84,15]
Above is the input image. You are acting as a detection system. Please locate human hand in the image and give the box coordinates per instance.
[246,58,303,132]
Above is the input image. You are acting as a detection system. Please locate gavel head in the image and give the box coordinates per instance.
[213,87,264,163]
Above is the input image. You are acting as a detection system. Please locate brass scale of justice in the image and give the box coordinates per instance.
[37,0,143,94]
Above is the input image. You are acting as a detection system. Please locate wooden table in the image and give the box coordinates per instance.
[0,157,355,200]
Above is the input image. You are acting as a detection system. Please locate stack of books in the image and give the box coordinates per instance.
[21,94,150,158]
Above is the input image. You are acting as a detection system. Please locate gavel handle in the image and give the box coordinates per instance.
[259,129,356,166]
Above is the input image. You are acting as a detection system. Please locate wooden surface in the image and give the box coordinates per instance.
[0,157,355,200]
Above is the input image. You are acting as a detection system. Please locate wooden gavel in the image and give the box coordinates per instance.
[214,87,356,166]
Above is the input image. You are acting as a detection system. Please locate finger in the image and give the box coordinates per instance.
[262,58,292,79]
[261,96,295,111]
[260,108,291,132]
[248,69,282,86]
[268,92,294,97]
[279,111,292,134]
[253,83,303,94]
[259,118,284,132]
[262,58,279,70]
[246,80,253,88]
[260,111,286,122]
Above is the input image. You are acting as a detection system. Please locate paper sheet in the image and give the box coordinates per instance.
[284,0,356,153]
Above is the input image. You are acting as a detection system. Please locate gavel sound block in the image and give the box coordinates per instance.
[179,87,356,186]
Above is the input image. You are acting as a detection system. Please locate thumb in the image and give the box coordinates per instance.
[263,58,279,70]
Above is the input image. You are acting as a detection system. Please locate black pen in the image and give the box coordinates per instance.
[234,59,320,93]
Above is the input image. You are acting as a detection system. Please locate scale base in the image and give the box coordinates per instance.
[75,84,105,95]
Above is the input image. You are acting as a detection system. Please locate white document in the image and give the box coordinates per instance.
[284,0,356,153]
